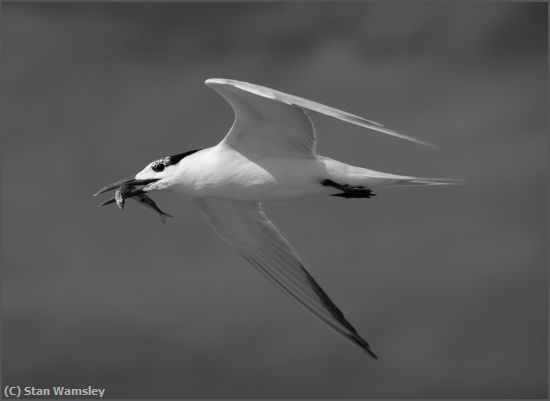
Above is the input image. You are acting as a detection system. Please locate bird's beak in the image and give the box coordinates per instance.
[93,177,159,198]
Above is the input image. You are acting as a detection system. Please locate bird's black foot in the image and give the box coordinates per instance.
[331,188,376,199]
[321,179,376,199]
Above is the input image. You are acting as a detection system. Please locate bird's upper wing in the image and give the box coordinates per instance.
[193,197,377,358]
[205,78,433,159]
[206,78,317,158]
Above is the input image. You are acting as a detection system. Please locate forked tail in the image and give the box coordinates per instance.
[321,157,461,189]
[386,176,463,187]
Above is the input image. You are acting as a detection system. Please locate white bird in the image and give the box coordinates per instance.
[95,78,458,359]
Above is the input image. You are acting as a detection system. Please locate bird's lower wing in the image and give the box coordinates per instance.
[193,198,377,358]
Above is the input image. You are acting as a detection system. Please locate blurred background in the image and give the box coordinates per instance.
[2,2,547,398]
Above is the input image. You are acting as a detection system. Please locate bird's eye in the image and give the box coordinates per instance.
[152,163,165,172]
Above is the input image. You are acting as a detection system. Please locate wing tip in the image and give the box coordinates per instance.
[205,77,223,85]
[365,347,379,359]
[419,139,439,149]
[382,128,438,149]
[349,332,378,359]
[416,139,438,149]
[205,77,238,87]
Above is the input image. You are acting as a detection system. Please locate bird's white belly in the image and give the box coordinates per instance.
[171,147,330,202]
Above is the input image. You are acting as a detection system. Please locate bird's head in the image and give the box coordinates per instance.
[93,149,200,202]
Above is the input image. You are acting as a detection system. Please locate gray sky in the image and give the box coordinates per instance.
[2,2,547,398]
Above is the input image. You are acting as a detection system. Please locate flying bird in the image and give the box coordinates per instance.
[95,78,457,359]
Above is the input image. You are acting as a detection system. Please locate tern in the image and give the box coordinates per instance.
[95,78,457,359]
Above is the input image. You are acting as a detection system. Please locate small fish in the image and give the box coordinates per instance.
[133,193,173,224]
[115,184,133,210]
[98,188,172,223]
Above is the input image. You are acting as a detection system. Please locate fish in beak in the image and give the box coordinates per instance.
[94,177,172,223]
[93,177,159,198]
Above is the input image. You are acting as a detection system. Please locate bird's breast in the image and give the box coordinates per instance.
[170,146,328,201]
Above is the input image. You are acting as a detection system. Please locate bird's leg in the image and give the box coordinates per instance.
[321,179,376,199]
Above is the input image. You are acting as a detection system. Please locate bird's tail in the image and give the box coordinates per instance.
[346,166,463,188]
[320,157,462,191]
[383,176,463,187]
